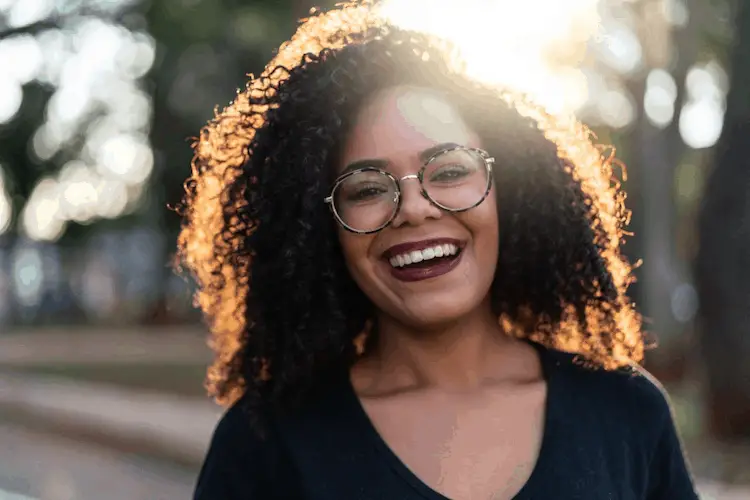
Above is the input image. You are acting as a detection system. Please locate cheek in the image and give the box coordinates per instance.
[461,190,500,266]
[483,192,499,233]
[337,228,375,282]
[468,190,499,240]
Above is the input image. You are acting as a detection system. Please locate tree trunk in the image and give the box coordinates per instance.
[695,0,750,441]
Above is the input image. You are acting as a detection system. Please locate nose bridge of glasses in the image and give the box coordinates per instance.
[395,172,431,204]
[398,173,420,183]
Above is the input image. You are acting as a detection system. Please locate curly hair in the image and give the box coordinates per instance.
[175,1,644,419]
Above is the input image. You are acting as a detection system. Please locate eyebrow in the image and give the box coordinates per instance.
[418,142,461,162]
[339,142,462,176]
[339,158,389,176]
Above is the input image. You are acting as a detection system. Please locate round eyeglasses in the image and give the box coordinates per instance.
[324,146,495,234]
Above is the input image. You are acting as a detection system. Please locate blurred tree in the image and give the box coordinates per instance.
[0,2,153,243]
[614,0,735,384]
[695,0,750,441]
[0,0,334,324]
[625,0,699,377]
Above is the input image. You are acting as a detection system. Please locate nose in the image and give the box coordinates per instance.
[390,174,442,228]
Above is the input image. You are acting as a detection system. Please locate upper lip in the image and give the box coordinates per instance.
[382,238,465,260]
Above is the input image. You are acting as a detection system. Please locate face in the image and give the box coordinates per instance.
[336,86,499,328]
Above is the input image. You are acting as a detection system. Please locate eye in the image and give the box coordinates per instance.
[346,184,390,202]
[428,163,472,183]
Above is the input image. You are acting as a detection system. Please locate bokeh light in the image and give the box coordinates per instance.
[21,177,66,241]
[0,78,23,124]
[6,0,159,242]
[679,62,727,149]
[645,68,678,128]
[6,0,54,29]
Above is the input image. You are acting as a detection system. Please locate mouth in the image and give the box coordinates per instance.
[382,238,465,283]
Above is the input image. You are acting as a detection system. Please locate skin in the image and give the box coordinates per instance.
[337,86,547,499]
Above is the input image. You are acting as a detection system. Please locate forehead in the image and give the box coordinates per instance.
[340,86,479,170]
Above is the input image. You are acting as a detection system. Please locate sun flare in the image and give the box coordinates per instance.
[376,0,602,116]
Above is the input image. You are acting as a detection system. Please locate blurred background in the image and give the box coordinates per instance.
[0,0,747,498]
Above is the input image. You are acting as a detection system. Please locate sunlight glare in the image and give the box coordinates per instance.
[378,0,601,115]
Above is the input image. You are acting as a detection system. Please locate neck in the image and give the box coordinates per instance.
[367,301,517,393]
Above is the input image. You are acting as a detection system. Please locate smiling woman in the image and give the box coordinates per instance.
[176,1,698,499]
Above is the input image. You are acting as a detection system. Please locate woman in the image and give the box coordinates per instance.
[178,2,699,498]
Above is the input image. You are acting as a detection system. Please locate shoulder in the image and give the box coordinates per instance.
[543,347,674,427]
[535,345,699,497]
[194,397,292,499]
[203,396,273,455]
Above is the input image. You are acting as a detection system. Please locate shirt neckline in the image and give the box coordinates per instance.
[339,339,557,500]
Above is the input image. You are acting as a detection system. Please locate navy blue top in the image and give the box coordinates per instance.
[194,343,700,499]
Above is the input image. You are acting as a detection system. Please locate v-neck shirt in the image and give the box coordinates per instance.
[194,342,700,499]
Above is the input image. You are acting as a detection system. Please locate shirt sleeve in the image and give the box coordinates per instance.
[646,394,700,500]
[193,401,276,500]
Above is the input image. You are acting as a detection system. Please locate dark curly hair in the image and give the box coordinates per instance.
[176,1,643,420]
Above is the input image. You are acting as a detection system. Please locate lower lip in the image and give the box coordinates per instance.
[388,251,464,282]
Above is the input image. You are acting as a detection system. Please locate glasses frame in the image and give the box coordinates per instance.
[324,146,495,234]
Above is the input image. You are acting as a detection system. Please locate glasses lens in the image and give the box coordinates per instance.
[333,170,398,232]
[423,148,490,210]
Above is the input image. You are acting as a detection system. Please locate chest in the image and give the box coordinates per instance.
[360,383,546,500]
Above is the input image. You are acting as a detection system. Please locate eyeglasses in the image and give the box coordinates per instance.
[324,146,494,234]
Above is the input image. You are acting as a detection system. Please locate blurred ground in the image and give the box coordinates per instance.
[0,327,210,366]
[0,422,195,500]
[0,328,209,397]
[0,328,749,500]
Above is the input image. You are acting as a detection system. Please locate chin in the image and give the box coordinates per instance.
[394,291,484,330]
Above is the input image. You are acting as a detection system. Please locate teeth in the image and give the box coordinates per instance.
[389,243,459,268]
